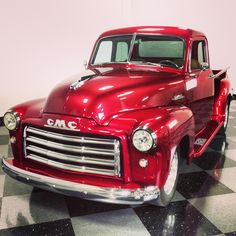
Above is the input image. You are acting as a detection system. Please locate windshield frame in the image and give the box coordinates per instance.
[89,33,186,70]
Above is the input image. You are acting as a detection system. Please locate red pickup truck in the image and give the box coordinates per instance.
[2,26,232,206]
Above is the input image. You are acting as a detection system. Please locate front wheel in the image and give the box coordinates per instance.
[151,146,180,207]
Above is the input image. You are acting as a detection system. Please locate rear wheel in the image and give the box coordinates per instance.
[219,101,230,134]
[151,146,179,207]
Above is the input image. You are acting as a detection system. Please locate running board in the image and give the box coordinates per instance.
[194,121,223,158]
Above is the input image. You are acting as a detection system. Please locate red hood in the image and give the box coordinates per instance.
[43,67,185,125]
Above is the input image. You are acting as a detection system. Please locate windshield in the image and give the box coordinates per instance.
[91,34,185,69]
[91,35,133,64]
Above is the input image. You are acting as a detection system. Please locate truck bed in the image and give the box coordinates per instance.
[213,68,229,98]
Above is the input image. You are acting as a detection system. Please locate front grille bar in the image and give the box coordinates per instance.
[26,145,115,167]
[27,154,115,176]
[26,136,114,156]
[24,126,121,177]
[27,127,114,146]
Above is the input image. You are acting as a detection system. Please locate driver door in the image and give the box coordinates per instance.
[186,39,214,133]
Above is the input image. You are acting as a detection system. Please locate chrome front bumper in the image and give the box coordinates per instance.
[1,157,159,205]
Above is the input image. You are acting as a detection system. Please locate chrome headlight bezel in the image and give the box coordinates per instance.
[3,111,20,131]
[132,127,157,152]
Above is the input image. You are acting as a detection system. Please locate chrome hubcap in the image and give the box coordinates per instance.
[163,149,178,195]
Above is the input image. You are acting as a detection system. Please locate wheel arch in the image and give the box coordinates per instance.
[179,135,190,162]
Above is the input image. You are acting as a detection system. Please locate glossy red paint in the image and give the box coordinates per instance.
[3,26,232,204]
[99,26,204,38]
[43,67,185,125]
[212,78,230,123]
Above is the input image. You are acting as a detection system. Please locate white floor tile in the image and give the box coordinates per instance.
[189,193,236,233]
[0,175,5,197]
[207,167,236,192]
[223,149,236,161]
[0,145,8,158]
[71,208,150,236]
[0,127,8,136]
[0,191,69,229]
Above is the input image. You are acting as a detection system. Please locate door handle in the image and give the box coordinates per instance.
[190,73,197,79]
[208,74,215,79]
[172,94,185,101]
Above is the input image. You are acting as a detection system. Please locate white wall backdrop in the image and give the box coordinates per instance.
[0,0,235,115]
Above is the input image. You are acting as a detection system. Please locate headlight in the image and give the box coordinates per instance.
[132,128,156,152]
[3,111,20,131]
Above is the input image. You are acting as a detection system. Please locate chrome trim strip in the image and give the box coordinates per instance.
[172,94,185,101]
[26,145,115,167]
[26,136,114,156]
[27,154,115,176]
[127,33,136,62]
[27,127,114,146]
[114,139,121,177]
[23,127,27,158]
[44,125,81,131]
[2,157,159,204]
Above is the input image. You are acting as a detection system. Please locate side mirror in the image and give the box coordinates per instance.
[200,62,209,71]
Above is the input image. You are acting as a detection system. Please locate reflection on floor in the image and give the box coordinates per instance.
[0,101,236,236]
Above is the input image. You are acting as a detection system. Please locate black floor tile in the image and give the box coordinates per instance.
[208,135,228,152]
[65,196,129,217]
[210,136,236,151]
[0,218,75,236]
[193,151,236,170]
[177,171,234,199]
[0,118,3,127]
[134,200,222,236]
[226,232,236,235]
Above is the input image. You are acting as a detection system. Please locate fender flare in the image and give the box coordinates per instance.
[9,98,46,121]
[108,106,195,188]
[142,106,195,188]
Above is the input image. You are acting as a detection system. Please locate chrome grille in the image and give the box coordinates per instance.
[23,126,121,177]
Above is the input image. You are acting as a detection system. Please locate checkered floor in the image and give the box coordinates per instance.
[0,102,236,236]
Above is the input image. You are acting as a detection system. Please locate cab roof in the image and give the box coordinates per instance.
[99,26,205,40]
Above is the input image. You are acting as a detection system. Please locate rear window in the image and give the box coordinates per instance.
[138,40,184,58]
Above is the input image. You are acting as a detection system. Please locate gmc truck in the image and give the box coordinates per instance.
[1,26,232,206]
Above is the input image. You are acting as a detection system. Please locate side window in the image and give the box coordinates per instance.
[115,42,129,62]
[191,40,207,70]
[94,41,112,64]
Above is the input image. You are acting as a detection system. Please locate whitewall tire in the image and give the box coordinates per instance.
[151,146,180,207]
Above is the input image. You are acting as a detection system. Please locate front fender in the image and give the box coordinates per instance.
[108,106,194,188]
[9,98,46,121]
[5,98,46,160]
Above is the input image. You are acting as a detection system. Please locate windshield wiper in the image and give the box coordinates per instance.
[143,61,161,66]
[129,61,161,66]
